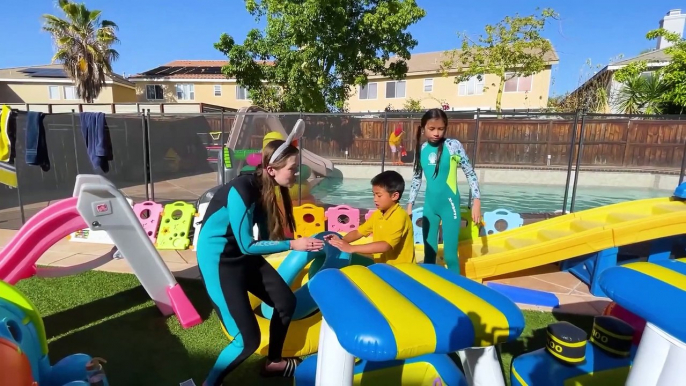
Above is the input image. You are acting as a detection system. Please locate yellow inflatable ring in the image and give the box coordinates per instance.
[220,254,323,357]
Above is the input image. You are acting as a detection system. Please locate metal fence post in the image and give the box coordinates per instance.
[381,111,388,172]
[562,111,579,213]
[70,109,80,175]
[679,128,686,185]
[298,112,303,206]
[469,108,481,207]
[220,110,225,185]
[146,110,155,201]
[570,110,587,213]
[141,111,150,201]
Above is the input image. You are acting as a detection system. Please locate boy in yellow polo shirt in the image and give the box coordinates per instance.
[326,170,415,265]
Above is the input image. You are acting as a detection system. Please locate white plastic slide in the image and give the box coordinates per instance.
[225,106,335,178]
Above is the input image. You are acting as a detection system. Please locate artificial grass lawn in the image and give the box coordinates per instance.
[14,270,595,385]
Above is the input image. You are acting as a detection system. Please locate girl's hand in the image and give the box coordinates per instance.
[471,199,481,225]
[406,203,413,216]
[290,237,324,252]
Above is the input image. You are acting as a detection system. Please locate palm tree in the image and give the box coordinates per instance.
[613,72,669,115]
[42,0,120,103]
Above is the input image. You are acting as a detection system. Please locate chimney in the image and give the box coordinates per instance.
[656,9,686,50]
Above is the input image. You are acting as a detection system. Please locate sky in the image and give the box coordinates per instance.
[0,0,682,95]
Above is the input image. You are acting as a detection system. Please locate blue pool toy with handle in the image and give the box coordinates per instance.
[511,315,637,386]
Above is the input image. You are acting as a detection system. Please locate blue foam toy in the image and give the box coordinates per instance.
[485,282,559,307]
[674,182,686,199]
[483,208,523,235]
[411,206,424,244]
[599,259,686,343]
[295,353,467,386]
[261,231,351,320]
[511,339,637,385]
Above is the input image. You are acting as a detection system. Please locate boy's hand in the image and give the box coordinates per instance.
[323,234,341,242]
[328,238,355,253]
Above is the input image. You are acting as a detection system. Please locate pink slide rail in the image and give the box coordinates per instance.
[0,193,201,329]
[0,197,86,284]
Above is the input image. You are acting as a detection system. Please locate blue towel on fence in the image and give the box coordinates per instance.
[25,111,50,171]
[79,112,113,173]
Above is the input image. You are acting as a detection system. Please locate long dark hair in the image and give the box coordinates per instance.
[413,108,449,179]
[255,140,298,240]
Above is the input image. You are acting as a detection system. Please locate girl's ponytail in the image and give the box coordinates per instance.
[413,125,423,176]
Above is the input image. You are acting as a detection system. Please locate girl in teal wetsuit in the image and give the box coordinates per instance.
[406,108,481,274]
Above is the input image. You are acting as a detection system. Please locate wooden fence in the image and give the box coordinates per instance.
[298,117,686,169]
[181,114,686,169]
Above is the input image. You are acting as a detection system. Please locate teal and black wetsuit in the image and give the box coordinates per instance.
[408,138,481,274]
[197,173,296,385]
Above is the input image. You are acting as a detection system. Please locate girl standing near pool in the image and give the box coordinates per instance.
[388,123,404,165]
[197,122,324,385]
[406,108,482,274]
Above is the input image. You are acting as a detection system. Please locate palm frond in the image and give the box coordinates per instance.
[43,0,120,103]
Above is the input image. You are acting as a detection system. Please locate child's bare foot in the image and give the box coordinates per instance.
[261,357,301,377]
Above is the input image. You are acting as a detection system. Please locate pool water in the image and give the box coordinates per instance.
[310,178,672,214]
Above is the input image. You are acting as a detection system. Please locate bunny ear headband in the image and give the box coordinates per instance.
[269,118,305,164]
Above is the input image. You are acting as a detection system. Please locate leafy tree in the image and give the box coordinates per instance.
[440,8,558,112]
[215,0,426,113]
[402,97,423,112]
[43,0,119,103]
[614,28,686,114]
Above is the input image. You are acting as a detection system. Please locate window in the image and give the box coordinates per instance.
[48,86,60,100]
[146,84,164,100]
[424,78,433,92]
[640,71,654,80]
[236,86,250,100]
[504,73,533,93]
[64,86,78,100]
[359,83,377,99]
[458,76,485,96]
[214,85,222,96]
[175,84,195,100]
[385,81,406,98]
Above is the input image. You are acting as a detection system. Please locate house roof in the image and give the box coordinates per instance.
[377,46,559,75]
[129,59,274,80]
[565,48,674,99]
[0,64,134,87]
[610,48,671,67]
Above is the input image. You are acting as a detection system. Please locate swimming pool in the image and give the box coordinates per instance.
[310,178,672,213]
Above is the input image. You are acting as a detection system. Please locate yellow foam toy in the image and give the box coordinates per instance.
[221,254,322,357]
[156,201,196,250]
[293,204,325,239]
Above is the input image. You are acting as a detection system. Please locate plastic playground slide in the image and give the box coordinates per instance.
[461,196,686,281]
[0,197,86,284]
[0,175,201,329]
[226,106,335,178]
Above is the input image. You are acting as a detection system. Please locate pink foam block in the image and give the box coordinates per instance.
[133,201,164,243]
[166,284,202,329]
[365,209,377,221]
[325,205,361,232]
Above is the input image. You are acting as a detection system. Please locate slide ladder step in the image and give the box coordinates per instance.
[653,204,686,215]
[505,238,538,249]
[570,220,606,232]
[606,212,648,223]
[537,229,575,241]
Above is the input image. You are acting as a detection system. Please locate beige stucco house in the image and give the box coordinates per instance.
[128,60,258,109]
[346,49,559,112]
[0,64,136,106]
